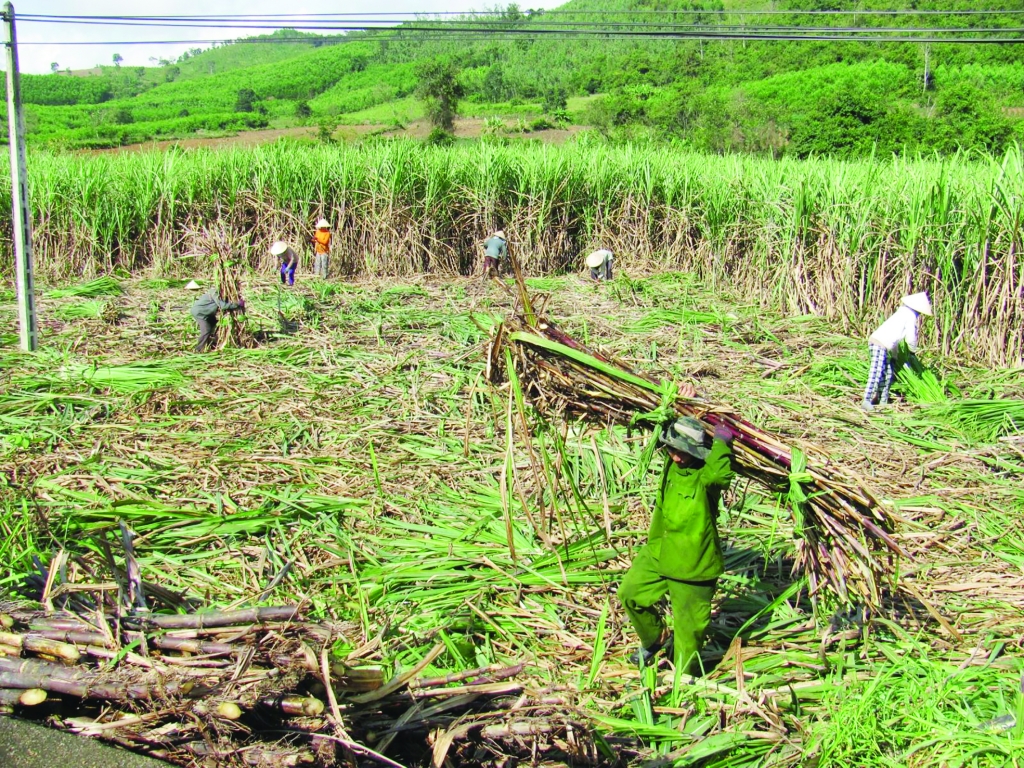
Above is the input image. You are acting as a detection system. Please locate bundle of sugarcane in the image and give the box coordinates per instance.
[0,600,601,767]
[484,264,904,609]
[207,223,256,350]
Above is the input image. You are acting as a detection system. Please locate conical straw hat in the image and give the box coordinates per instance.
[901,292,932,316]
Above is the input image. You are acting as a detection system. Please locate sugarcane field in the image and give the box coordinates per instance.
[1,139,1024,768]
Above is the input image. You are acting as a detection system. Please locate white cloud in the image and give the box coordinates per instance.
[4,0,563,75]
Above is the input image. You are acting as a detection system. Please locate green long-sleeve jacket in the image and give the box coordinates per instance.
[646,438,734,581]
[190,289,240,320]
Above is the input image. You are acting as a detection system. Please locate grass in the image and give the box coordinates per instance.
[53,300,107,320]
[44,276,123,299]
[333,96,423,126]
[0,271,1021,766]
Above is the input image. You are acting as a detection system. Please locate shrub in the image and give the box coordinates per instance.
[425,127,455,146]
[316,121,337,144]
[550,108,571,126]
[929,83,1014,154]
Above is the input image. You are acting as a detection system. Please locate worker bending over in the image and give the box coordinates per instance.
[272,241,298,286]
[586,249,613,281]
[862,291,933,412]
[482,230,507,278]
[619,392,734,673]
[190,287,244,352]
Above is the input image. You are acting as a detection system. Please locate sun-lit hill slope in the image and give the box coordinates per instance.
[171,29,329,80]
[8,0,1024,155]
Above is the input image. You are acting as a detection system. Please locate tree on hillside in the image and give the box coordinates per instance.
[113,53,123,67]
[416,60,464,135]
[542,85,567,114]
[483,64,508,102]
[501,4,524,24]
[50,62,59,73]
[235,88,258,113]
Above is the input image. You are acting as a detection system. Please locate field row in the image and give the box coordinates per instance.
[8,141,1024,364]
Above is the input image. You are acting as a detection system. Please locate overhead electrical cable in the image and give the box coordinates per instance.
[13,9,1024,46]
[20,33,1024,45]
[19,9,1024,18]
[16,18,1024,34]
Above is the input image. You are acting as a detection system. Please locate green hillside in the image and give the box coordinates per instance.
[7,0,1024,156]
[171,29,327,80]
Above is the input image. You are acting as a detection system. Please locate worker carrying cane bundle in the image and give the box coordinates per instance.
[619,384,734,672]
[862,291,933,412]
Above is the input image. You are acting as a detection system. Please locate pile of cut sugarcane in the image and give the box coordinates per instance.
[0,554,603,767]
[485,264,905,610]
[207,223,257,350]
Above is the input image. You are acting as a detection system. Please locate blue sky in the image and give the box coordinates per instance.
[7,1,562,75]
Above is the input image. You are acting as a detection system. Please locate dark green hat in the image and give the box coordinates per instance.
[658,417,710,460]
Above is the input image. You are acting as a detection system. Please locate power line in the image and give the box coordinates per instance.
[15,13,1024,43]
[20,9,1024,18]
[19,32,1024,45]
[18,17,1024,35]
[14,10,1024,46]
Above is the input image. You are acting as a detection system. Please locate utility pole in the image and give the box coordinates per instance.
[4,2,37,351]
[923,44,931,94]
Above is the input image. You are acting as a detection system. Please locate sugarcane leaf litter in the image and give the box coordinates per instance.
[0,271,1021,767]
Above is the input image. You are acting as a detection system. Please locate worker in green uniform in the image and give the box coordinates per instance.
[619,411,735,672]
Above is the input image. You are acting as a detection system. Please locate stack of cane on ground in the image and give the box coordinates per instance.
[485,263,907,612]
[206,223,257,350]
[0,536,606,768]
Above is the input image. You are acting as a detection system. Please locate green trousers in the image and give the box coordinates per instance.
[618,544,717,673]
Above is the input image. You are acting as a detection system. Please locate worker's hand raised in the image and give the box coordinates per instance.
[713,424,735,445]
[678,382,698,399]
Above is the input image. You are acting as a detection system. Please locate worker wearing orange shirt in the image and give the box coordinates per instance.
[312,218,332,279]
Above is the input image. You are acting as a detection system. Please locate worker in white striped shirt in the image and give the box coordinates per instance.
[862,292,933,412]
